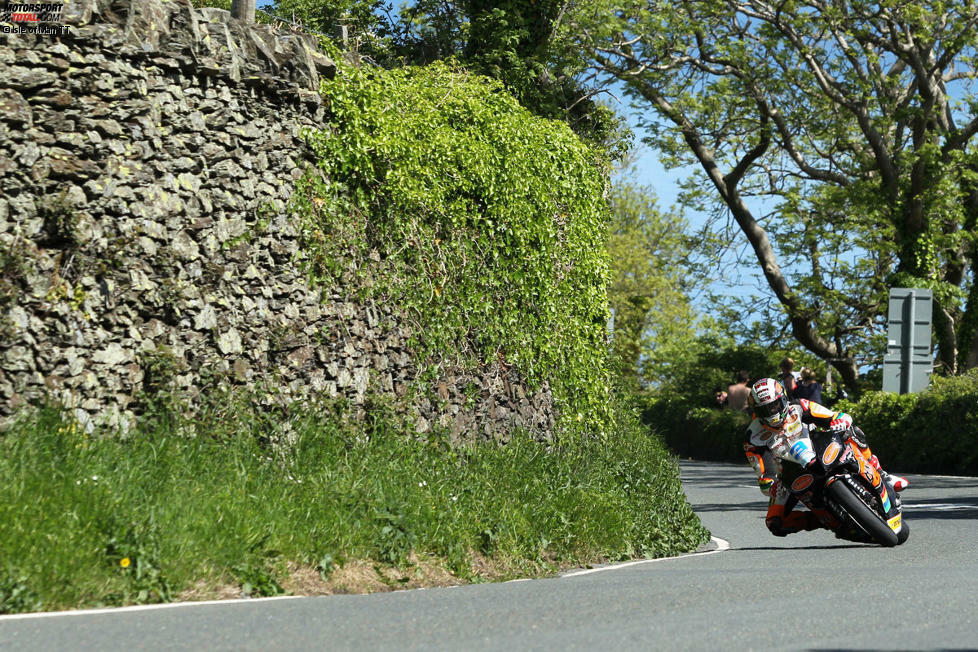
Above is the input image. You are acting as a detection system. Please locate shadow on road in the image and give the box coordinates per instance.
[685,501,764,513]
[903,495,978,520]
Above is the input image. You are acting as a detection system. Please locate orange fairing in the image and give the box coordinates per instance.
[850,441,881,488]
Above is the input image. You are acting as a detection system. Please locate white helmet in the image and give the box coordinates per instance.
[749,378,789,429]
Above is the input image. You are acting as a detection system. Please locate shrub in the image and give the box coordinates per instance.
[643,396,750,463]
[838,371,978,474]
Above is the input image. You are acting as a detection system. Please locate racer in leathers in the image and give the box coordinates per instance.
[743,377,909,538]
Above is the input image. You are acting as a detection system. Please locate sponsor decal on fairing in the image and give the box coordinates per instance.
[822,441,842,465]
[887,513,902,532]
[791,474,814,491]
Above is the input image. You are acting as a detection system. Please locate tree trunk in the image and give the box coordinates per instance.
[663,108,863,396]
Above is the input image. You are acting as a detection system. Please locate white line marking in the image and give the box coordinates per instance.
[0,595,304,621]
[904,502,978,511]
[561,537,730,578]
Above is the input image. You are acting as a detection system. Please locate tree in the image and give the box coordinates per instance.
[391,1,625,151]
[259,1,625,151]
[570,0,978,394]
[606,165,699,388]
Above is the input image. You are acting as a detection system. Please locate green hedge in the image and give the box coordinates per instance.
[834,372,978,475]
[643,397,750,464]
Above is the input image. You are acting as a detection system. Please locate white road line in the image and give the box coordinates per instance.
[904,502,978,510]
[561,537,731,578]
[0,595,304,621]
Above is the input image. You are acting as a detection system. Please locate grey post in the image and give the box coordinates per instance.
[882,288,933,393]
[231,0,256,23]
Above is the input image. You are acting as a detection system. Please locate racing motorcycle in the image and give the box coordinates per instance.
[768,420,909,547]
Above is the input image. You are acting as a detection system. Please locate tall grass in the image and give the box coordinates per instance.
[0,394,709,613]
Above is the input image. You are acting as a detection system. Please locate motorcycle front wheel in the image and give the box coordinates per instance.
[826,479,900,547]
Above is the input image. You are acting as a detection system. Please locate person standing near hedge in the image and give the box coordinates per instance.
[727,370,751,412]
[794,367,822,403]
[713,386,729,409]
[778,357,800,398]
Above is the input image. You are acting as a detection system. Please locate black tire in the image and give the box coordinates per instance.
[826,479,899,547]
[896,518,910,545]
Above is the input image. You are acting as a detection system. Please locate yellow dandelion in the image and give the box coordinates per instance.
[120,557,131,568]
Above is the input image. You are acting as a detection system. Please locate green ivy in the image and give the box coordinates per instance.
[293,61,614,436]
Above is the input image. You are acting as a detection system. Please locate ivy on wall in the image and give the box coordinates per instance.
[293,61,615,436]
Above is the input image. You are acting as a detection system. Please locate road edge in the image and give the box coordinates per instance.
[560,536,730,578]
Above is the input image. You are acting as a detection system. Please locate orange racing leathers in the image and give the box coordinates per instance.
[743,399,871,536]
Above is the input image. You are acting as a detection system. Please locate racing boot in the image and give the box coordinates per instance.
[867,453,909,493]
[847,428,909,492]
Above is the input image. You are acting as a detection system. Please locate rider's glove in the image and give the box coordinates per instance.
[829,419,849,432]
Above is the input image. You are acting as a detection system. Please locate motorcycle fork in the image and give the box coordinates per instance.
[848,440,882,490]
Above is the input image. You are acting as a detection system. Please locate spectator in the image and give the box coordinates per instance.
[727,370,751,412]
[778,357,799,398]
[794,367,823,403]
[713,386,728,409]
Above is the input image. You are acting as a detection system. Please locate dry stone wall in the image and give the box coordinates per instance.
[0,0,555,440]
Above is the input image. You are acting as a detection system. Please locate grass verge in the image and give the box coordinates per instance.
[0,394,709,613]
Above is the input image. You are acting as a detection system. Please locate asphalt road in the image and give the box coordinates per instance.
[3,460,977,651]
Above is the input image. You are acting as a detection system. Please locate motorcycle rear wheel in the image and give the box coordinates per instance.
[826,479,900,547]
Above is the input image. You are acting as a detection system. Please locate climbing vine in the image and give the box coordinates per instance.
[293,62,616,436]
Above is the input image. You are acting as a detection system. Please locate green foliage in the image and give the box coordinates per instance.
[455,1,624,150]
[571,0,978,383]
[0,574,41,614]
[643,398,751,463]
[648,335,796,400]
[836,371,978,474]
[232,561,285,598]
[103,518,173,605]
[296,61,615,435]
[264,0,628,151]
[0,395,708,613]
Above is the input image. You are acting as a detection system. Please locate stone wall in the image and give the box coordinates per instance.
[0,0,555,440]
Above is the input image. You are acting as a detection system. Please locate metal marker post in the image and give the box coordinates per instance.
[882,288,933,393]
